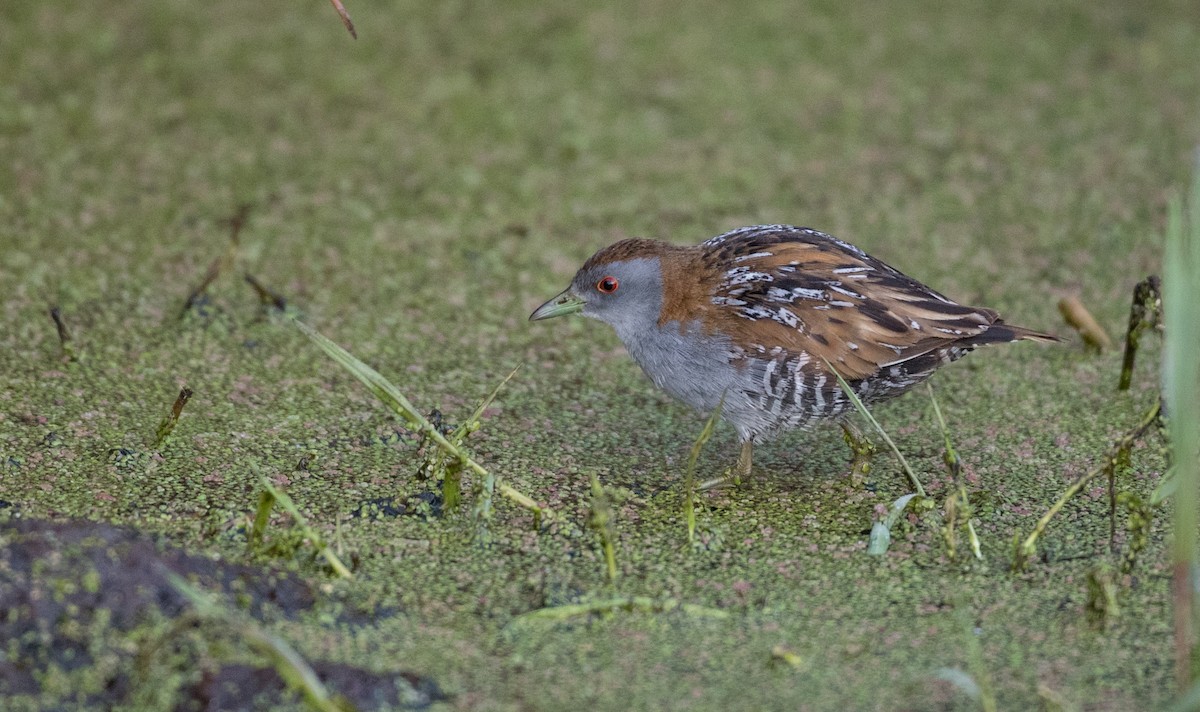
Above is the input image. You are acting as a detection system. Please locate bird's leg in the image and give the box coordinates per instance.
[841,419,876,486]
[699,441,753,491]
[734,440,753,483]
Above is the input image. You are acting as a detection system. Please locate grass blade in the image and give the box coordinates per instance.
[684,395,724,542]
[249,488,275,547]
[867,492,918,556]
[292,317,551,524]
[928,384,983,561]
[256,469,353,579]
[823,358,925,497]
[167,573,351,712]
[510,596,729,625]
[1166,155,1200,691]
[588,471,619,584]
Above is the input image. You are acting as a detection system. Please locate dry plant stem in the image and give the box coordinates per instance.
[49,306,71,343]
[769,645,807,670]
[328,0,357,38]
[180,258,223,317]
[824,359,925,498]
[180,238,240,318]
[1013,398,1161,571]
[1057,295,1113,351]
[1118,275,1162,391]
[166,573,351,712]
[180,213,246,317]
[152,387,194,450]
[221,203,253,245]
[292,318,551,524]
[49,306,77,360]
[245,273,287,311]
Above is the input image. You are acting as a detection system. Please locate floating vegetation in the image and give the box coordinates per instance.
[934,599,998,712]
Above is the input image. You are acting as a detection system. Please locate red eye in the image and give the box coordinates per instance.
[596,276,619,294]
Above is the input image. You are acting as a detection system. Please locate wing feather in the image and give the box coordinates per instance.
[704,226,1000,380]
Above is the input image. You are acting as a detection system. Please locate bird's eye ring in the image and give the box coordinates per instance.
[596,276,619,294]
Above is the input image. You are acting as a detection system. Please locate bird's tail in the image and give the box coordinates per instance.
[971,320,1062,345]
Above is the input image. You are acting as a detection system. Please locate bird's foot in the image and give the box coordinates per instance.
[698,441,753,491]
[841,421,876,486]
[698,468,743,491]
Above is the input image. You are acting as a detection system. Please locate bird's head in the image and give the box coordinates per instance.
[529,239,674,334]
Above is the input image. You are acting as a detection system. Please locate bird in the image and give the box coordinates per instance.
[530,224,1058,487]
